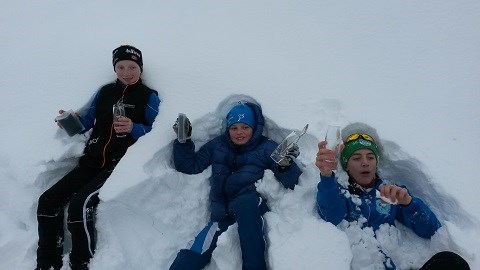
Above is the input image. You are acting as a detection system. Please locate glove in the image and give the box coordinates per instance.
[172,115,192,143]
[277,143,300,167]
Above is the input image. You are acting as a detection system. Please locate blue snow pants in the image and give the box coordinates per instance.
[170,193,269,270]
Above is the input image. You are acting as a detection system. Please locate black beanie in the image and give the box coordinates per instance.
[112,45,143,71]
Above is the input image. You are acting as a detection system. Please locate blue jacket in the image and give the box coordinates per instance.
[316,173,441,238]
[174,102,302,221]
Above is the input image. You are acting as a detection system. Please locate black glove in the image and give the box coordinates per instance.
[172,115,192,143]
[277,143,300,167]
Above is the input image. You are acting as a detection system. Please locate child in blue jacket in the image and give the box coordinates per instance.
[170,101,302,270]
[315,123,469,269]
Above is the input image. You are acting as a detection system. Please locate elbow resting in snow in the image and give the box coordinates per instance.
[285,183,296,190]
[317,206,344,226]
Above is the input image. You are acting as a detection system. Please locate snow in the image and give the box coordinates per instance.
[1,0,479,269]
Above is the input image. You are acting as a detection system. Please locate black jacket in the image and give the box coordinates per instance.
[79,80,156,168]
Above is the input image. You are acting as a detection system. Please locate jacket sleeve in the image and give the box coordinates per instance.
[316,173,349,225]
[173,138,216,174]
[272,162,302,190]
[78,90,99,133]
[130,92,160,140]
[395,196,442,238]
[266,140,302,189]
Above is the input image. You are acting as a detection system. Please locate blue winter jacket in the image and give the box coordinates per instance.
[174,102,302,222]
[317,173,441,238]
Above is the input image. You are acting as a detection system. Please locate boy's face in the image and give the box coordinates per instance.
[228,123,253,145]
[346,149,377,187]
[115,60,141,85]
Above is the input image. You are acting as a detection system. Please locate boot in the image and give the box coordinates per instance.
[69,262,89,270]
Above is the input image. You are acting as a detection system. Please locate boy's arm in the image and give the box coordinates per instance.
[130,92,160,139]
[78,90,100,133]
[173,137,216,174]
[317,172,349,225]
[396,196,442,238]
[267,140,301,189]
[272,162,302,190]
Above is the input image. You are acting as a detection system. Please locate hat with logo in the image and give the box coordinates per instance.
[112,45,143,71]
[226,103,255,129]
[340,134,379,170]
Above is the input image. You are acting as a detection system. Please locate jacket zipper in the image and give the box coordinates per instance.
[100,84,130,168]
[222,148,240,216]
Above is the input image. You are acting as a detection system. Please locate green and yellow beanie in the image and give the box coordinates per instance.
[341,135,379,170]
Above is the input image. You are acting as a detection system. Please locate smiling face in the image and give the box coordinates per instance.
[228,123,253,145]
[346,149,377,187]
[115,60,141,85]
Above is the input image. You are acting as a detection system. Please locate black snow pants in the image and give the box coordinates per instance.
[36,163,115,269]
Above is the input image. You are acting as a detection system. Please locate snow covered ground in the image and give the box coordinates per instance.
[1,1,479,269]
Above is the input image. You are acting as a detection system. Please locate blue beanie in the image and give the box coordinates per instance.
[226,104,255,128]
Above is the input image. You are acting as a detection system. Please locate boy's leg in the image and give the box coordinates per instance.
[420,251,470,270]
[66,167,113,268]
[36,166,101,269]
[170,220,232,270]
[230,193,267,270]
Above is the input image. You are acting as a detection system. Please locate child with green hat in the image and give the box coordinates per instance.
[314,122,469,270]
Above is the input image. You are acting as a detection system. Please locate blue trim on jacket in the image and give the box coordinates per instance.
[79,86,160,140]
